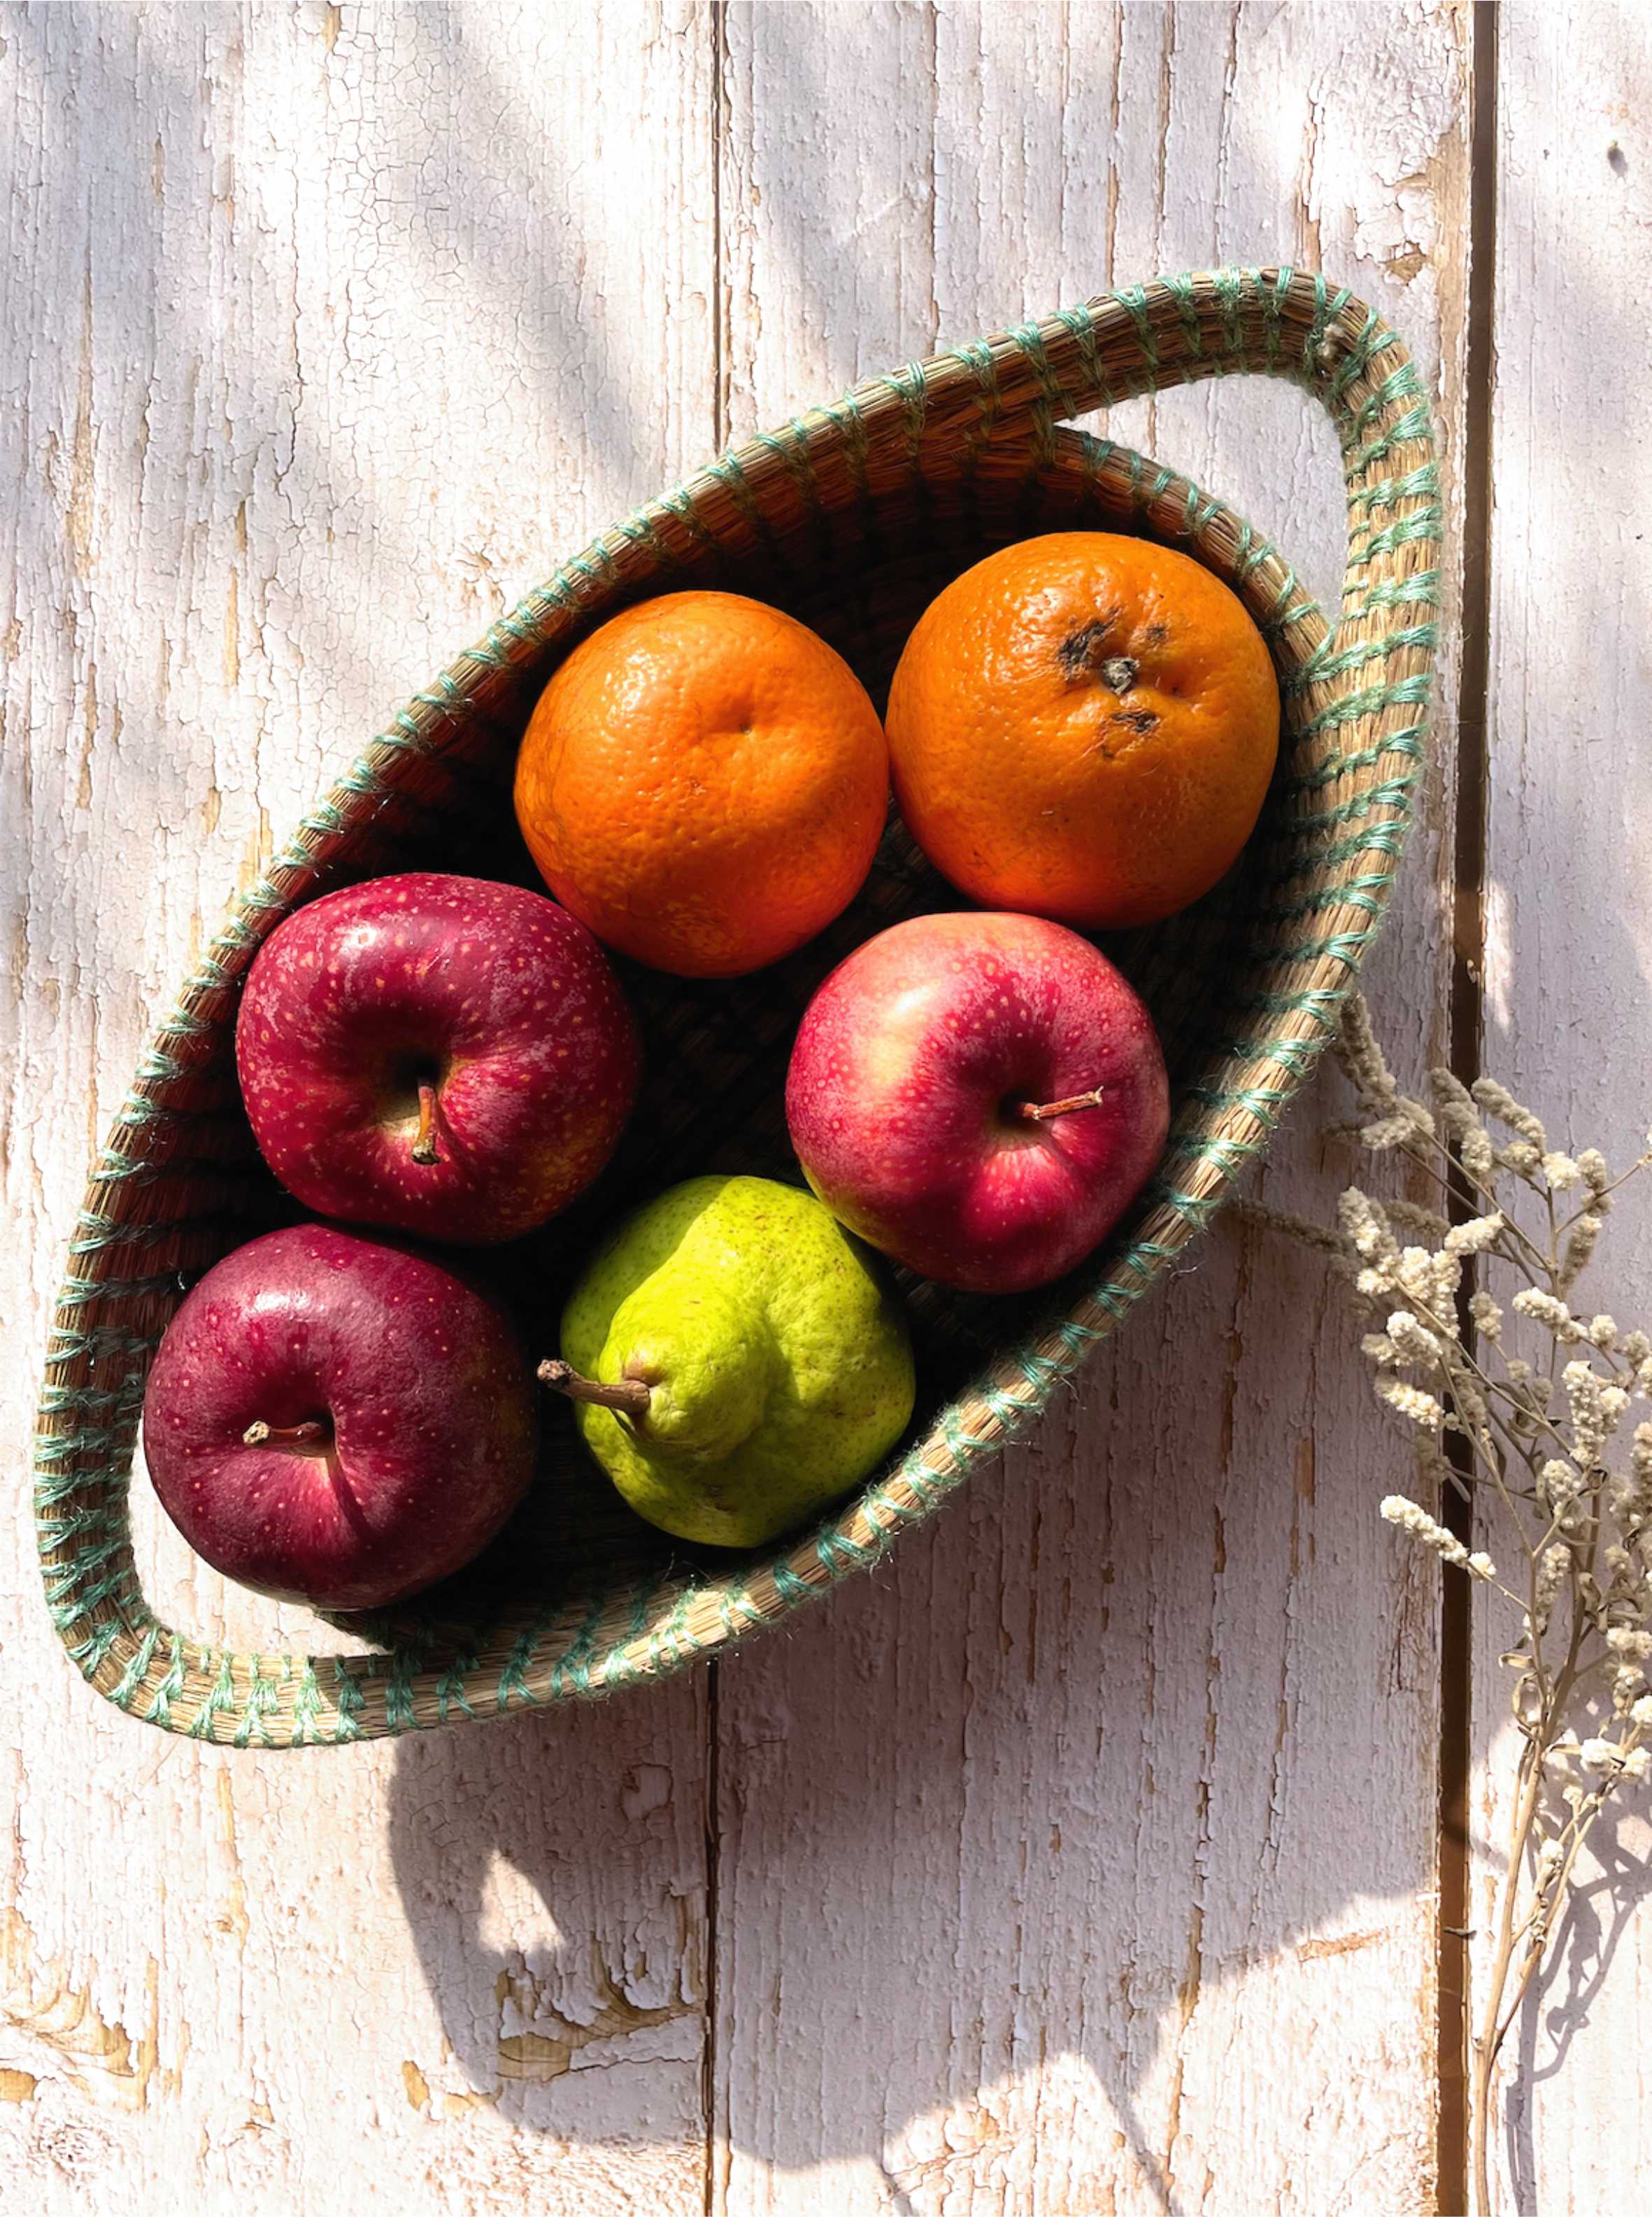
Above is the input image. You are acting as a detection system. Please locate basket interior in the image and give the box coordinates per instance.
[99,429,1326,1676]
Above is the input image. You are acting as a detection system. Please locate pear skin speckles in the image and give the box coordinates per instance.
[559,1175,913,1550]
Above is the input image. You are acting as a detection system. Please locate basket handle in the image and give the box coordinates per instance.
[909,265,1439,718]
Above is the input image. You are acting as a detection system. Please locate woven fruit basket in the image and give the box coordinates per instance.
[34,267,1439,1745]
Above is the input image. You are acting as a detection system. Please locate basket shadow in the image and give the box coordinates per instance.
[384,1685,710,2143]
[385,1215,1441,2197]
[380,1369,1213,2170]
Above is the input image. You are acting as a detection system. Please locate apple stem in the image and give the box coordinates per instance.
[537,1358,652,1419]
[1015,1086,1106,1122]
[243,1418,330,1450]
[411,1082,441,1166]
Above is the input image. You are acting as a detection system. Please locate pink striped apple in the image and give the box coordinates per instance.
[786,912,1169,1294]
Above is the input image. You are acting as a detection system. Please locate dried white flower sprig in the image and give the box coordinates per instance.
[1257,993,1652,2217]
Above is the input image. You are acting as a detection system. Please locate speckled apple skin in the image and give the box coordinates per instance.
[141,1222,537,1610]
[236,872,640,1246]
[785,912,1170,1294]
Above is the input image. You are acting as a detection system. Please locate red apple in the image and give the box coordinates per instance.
[141,1222,537,1610]
[236,872,639,1247]
[785,912,1169,1294]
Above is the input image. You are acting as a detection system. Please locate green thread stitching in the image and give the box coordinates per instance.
[33,267,1437,1745]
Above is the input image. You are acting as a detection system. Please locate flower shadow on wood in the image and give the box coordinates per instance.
[1500,1811,1652,2214]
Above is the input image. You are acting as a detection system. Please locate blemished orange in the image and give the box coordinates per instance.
[513,592,890,979]
[885,532,1281,930]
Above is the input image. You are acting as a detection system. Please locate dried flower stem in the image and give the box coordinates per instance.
[1266,994,1652,2217]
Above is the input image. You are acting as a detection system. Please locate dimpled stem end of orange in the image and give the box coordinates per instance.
[513,590,891,978]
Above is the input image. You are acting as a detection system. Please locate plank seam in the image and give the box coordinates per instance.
[706,8,730,2213]
[1439,6,1503,2210]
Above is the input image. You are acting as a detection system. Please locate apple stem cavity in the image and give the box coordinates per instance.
[411,1081,441,1166]
[1014,1086,1107,1123]
[537,1357,652,1419]
[242,1417,332,1450]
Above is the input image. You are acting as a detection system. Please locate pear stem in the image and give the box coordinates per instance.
[411,1082,441,1166]
[1014,1086,1106,1122]
[243,1418,330,1450]
[538,1358,652,1418]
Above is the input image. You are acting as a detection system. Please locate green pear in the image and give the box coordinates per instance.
[545,1175,916,1548]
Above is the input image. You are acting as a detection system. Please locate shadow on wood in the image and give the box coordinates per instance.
[386,1206,1444,2207]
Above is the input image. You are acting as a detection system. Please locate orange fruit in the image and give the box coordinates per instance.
[885,532,1280,929]
[514,591,889,978]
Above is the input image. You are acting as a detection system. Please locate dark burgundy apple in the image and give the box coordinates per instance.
[785,911,1169,1294]
[236,872,639,1246]
[141,1222,537,1610]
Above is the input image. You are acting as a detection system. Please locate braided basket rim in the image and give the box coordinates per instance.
[34,267,1441,1745]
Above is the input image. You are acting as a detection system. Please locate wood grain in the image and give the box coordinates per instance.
[0,5,715,2211]
[0,1,1524,2211]
[711,4,1471,2210]
[1471,6,1652,2209]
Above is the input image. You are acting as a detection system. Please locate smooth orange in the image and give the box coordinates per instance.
[885,532,1280,929]
[513,592,889,978]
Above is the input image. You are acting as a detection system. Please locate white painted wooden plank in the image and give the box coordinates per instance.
[0,4,715,2209]
[713,3,1470,2210]
[1473,6,1652,2209]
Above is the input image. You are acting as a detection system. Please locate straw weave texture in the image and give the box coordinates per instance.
[34,269,1440,1745]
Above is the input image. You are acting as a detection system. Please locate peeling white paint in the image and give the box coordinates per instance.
[1474,10,1652,2214]
[0,3,1490,2213]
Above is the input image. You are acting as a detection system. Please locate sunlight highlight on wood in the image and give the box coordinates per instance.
[1472,7,1652,2210]
[711,3,1470,2211]
[0,6,713,2209]
[0,1,1497,2211]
